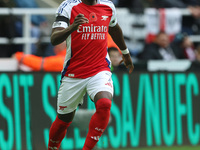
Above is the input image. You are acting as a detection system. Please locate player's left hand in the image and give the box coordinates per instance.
[120,53,134,74]
[72,14,89,30]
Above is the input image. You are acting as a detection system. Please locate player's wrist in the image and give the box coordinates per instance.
[68,24,77,32]
[121,48,129,55]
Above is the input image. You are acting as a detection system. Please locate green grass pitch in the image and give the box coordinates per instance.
[106,146,200,150]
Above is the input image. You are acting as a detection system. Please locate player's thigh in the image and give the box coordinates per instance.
[57,76,87,115]
[94,91,112,103]
[86,71,113,101]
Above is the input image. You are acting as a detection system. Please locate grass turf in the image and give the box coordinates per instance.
[106,146,200,150]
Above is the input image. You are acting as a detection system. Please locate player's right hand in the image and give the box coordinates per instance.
[72,14,89,30]
[120,53,134,74]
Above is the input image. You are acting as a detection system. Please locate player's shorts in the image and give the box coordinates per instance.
[57,71,113,114]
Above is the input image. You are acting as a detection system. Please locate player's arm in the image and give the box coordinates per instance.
[51,14,88,46]
[109,24,134,74]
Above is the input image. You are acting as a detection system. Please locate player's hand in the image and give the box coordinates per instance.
[72,14,89,30]
[120,53,134,74]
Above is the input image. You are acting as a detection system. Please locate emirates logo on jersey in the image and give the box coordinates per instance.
[89,12,97,22]
[77,24,107,33]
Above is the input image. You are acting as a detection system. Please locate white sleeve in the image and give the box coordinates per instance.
[109,2,118,27]
[52,1,71,29]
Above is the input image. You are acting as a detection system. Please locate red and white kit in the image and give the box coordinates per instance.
[52,0,117,79]
[52,0,117,113]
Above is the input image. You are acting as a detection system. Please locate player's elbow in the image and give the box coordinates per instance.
[51,35,59,46]
[51,38,57,46]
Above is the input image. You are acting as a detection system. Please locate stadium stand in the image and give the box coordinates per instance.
[0,0,200,71]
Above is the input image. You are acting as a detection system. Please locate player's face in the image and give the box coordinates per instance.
[85,0,97,3]
[109,50,122,67]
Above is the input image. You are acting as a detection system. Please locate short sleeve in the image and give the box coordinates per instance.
[109,2,117,27]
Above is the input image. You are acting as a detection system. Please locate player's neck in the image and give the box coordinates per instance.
[82,0,97,5]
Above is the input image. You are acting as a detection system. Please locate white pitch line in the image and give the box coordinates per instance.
[41,0,60,8]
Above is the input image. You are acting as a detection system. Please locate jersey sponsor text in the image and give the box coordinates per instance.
[77,24,108,33]
[78,24,107,40]
[82,33,105,40]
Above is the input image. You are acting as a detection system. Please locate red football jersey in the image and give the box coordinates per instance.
[52,0,118,78]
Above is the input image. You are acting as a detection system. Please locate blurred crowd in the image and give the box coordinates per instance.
[0,0,52,58]
[0,0,200,71]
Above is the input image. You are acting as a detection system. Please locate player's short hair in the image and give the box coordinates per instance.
[108,47,119,53]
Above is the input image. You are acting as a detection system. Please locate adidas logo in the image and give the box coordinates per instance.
[48,146,58,150]
[91,136,100,141]
[95,127,104,132]
[50,139,59,143]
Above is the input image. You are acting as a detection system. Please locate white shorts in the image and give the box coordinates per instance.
[57,71,113,114]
